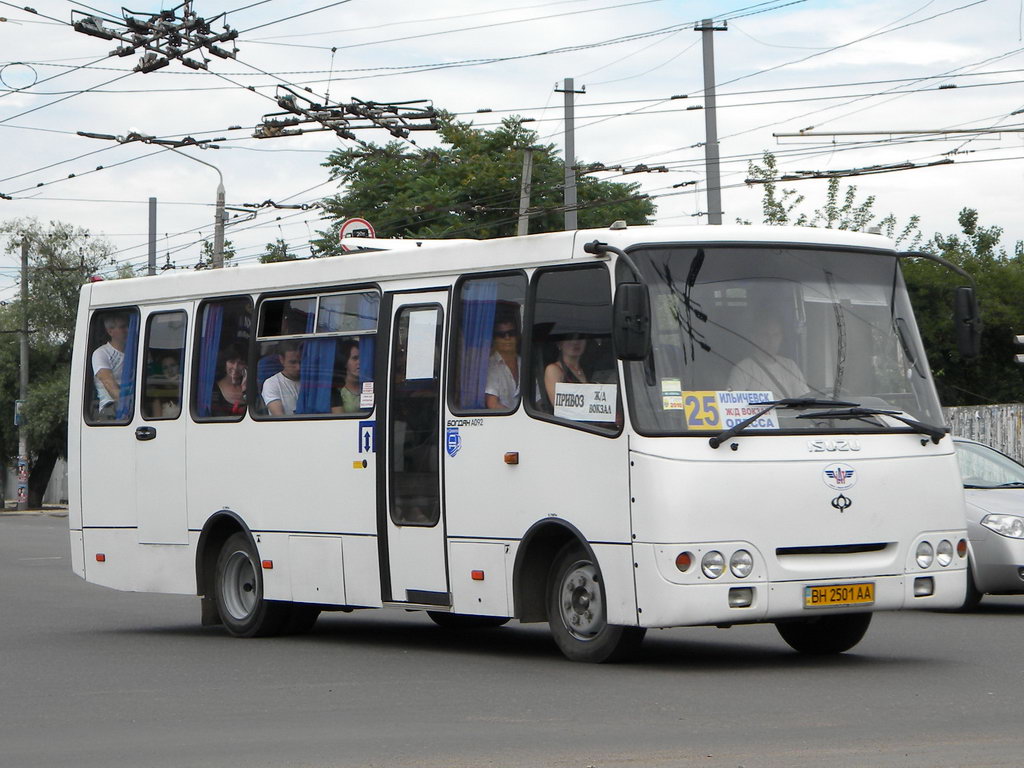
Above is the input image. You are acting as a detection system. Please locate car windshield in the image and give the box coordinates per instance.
[620,244,944,436]
[956,441,1024,488]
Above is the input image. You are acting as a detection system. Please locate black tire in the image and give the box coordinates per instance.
[213,532,290,637]
[546,543,646,663]
[776,612,872,655]
[427,612,510,629]
[961,561,983,610]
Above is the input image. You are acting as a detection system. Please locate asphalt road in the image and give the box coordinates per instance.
[3,513,1023,768]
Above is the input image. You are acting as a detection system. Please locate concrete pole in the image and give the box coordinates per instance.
[148,196,157,276]
[17,239,29,510]
[213,182,225,269]
[516,147,534,236]
[556,77,585,231]
[697,19,726,225]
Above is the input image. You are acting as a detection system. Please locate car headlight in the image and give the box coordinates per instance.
[701,550,725,579]
[916,541,934,569]
[981,514,1024,539]
[729,549,754,578]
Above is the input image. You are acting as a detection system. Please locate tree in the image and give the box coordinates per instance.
[260,237,297,264]
[903,208,1024,406]
[313,114,655,252]
[0,218,112,506]
[743,151,923,249]
[200,238,235,266]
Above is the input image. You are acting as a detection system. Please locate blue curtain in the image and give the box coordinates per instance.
[458,282,498,409]
[357,293,378,385]
[196,305,223,417]
[115,312,140,420]
[295,339,335,414]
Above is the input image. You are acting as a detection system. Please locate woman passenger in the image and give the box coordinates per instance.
[210,343,247,417]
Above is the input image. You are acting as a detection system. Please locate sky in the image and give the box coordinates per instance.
[1,0,1023,300]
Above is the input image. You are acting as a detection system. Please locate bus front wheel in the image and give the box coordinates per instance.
[775,612,871,655]
[214,532,289,637]
[546,544,645,663]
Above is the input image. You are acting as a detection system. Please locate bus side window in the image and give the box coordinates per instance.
[193,297,253,421]
[450,272,526,414]
[527,265,620,432]
[141,311,186,420]
[84,307,140,425]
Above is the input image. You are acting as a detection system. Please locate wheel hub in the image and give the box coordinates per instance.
[560,563,603,640]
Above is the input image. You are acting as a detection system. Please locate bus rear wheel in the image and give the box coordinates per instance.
[546,544,645,663]
[775,612,872,655]
[214,532,289,637]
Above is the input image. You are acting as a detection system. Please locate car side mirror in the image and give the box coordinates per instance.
[613,282,651,361]
[954,286,982,358]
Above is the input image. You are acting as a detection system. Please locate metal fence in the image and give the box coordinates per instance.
[945,404,1024,463]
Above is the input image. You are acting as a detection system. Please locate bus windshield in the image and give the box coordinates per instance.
[622,244,944,436]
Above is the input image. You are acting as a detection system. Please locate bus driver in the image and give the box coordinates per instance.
[727,316,809,398]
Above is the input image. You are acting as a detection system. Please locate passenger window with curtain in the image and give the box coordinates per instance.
[84,307,141,425]
[254,290,379,418]
[450,273,526,414]
[527,265,620,432]
[193,297,252,421]
[141,311,186,420]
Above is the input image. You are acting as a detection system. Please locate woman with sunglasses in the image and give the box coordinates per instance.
[484,313,521,410]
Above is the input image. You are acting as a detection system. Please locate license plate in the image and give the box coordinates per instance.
[804,582,875,608]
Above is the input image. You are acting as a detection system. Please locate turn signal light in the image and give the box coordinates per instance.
[675,552,693,572]
[957,539,968,558]
[261,560,273,569]
[95,553,106,562]
[504,452,519,465]
[471,570,485,581]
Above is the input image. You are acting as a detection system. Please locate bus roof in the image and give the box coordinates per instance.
[84,224,898,307]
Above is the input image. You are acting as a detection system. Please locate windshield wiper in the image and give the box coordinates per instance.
[996,481,1024,488]
[708,397,859,449]
[795,407,946,444]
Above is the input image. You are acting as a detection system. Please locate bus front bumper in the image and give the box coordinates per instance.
[631,542,966,628]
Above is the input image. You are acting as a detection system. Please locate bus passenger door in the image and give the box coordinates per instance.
[380,292,450,605]
[134,307,189,544]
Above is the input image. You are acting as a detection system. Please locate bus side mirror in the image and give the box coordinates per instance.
[954,286,982,358]
[613,282,651,361]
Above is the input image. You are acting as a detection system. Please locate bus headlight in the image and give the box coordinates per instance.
[981,514,1024,539]
[936,540,954,567]
[729,550,753,578]
[701,551,725,579]
[915,541,934,569]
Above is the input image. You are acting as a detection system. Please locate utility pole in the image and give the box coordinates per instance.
[213,182,225,269]
[517,147,535,236]
[555,77,585,231]
[696,18,726,225]
[17,239,29,510]
[148,197,157,276]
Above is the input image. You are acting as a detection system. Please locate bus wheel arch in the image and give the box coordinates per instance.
[196,510,253,620]
[513,519,591,624]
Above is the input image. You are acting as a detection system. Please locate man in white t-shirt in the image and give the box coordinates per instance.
[92,313,130,416]
[262,342,302,416]
[728,316,809,398]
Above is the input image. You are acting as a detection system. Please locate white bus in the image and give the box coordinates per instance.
[69,224,974,662]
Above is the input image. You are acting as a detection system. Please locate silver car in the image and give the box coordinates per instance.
[954,437,1024,607]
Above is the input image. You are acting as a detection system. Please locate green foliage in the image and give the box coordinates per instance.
[0,218,111,505]
[313,114,655,252]
[743,151,923,249]
[260,237,297,264]
[903,209,1024,406]
[200,238,235,265]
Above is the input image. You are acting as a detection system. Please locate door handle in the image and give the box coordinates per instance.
[135,426,157,441]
